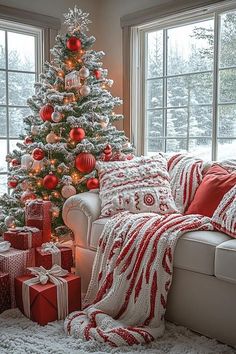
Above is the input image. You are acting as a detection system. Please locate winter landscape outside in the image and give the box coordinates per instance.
[145,10,236,160]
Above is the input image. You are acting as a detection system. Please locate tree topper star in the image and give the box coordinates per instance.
[64,6,91,33]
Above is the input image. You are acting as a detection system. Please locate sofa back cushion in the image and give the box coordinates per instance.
[212,186,236,238]
[185,165,236,217]
[96,154,178,217]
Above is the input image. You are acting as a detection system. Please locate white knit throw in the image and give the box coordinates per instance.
[65,212,213,346]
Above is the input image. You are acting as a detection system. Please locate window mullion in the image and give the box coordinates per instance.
[5,30,9,175]
[163,29,168,152]
[212,12,220,160]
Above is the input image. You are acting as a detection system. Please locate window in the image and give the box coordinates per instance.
[131,2,236,160]
[0,21,42,195]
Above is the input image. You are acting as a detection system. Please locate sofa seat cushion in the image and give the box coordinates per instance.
[89,219,230,276]
[174,231,230,275]
[215,240,236,284]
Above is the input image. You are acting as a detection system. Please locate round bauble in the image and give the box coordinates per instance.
[66,36,81,51]
[8,179,18,188]
[51,111,63,123]
[69,127,85,142]
[46,132,58,144]
[21,191,36,203]
[39,104,54,121]
[61,185,76,199]
[43,173,59,190]
[21,154,34,170]
[79,66,90,79]
[104,144,112,155]
[32,148,45,161]
[80,85,91,97]
[5,216,15,228]
[94,69,102,79]
[75,152,96,173]
[31,125,40,135]
[86,177,99,190]
[11,158,20,167]
[24,136,33,145]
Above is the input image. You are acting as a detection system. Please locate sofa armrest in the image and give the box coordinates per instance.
[62,191,101,248]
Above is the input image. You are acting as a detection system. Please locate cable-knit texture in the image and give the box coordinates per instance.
[64,212,213,346]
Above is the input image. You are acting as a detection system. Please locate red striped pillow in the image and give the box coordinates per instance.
[96,154,178,217]
[212,186,236,238]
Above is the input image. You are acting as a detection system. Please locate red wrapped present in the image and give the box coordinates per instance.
[0,272,11,313]
[35,243,73,272]
[25,200,51,243]
[0,248,35,307]
[4,227,42,250]
[15,265,81,325]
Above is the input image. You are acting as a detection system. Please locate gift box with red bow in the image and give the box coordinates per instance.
[0,247,35,307]
[35,243,73,272]
[4,227,42,250]
[25,200,51,243]
[0,272,11,313]
[15,265,81,325]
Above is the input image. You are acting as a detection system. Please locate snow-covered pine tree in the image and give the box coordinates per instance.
[0,6,133,239]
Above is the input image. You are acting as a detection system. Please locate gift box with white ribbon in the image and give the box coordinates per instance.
[35,242,73,272]
[4,227,42,250]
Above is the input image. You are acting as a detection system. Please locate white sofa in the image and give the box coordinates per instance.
[62,191,236,347]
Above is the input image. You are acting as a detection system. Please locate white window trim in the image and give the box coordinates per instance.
[130,0,236,158]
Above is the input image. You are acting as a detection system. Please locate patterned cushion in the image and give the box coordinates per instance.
[211,186,236,238]
[96,154,178,217]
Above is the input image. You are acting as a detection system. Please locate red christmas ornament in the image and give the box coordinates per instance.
[75,152,96,173]
[94,69,102,79]
[11,159,20,167]
[24,136,33,145]
[104,144,112,155]
[43,173,59,190]
[69,127,85,142]
[8,179,18,188]
[39,104,54,121]
[87,177,99,190]
[66,36,82,51]
[32,148,45,161]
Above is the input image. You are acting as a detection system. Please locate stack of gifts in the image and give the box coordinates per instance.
[0,199,78,323]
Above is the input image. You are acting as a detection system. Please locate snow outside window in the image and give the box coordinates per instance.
[132,4,236,160]
[0,21,42,195]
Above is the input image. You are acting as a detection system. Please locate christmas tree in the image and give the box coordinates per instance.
[0,6,133,239]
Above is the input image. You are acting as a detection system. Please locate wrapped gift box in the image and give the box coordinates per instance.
[35,245,73,272]
[15,272,81,325]
[4,227,42,250]
[0,248,35,307]
[0,272,11,313]
[25,200,51,243]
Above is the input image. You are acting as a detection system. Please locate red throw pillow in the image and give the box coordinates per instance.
[185,164,236,217]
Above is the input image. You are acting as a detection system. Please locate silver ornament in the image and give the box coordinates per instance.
[61,185,76,199]
[80,85,91,97]
[46,132,58,144]
[31,125,40,135]
[51,111,63,122]
[5,215,15,228]
[79,66,90,79]
[21,154,33,170]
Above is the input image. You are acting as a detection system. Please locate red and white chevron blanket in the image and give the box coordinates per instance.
[65,212,213,346]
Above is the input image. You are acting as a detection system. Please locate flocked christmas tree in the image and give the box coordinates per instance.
[0,6,133,239]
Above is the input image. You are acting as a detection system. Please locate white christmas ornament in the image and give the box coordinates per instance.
[46,132,58,144]
[31,125,40,135]
[21,154,33,170]
[5,216,15,228]
[51,111,63,122]
[79,66,90,79]
[80,85,90,97]
[61,185,76,199]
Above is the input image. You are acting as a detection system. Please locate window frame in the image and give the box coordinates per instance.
[128,0,236,159]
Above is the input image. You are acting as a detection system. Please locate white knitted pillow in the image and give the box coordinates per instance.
[96,154,178,217]
[211,186,236,238]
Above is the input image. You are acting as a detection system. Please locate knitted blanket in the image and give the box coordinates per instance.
[65,212,213,346]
